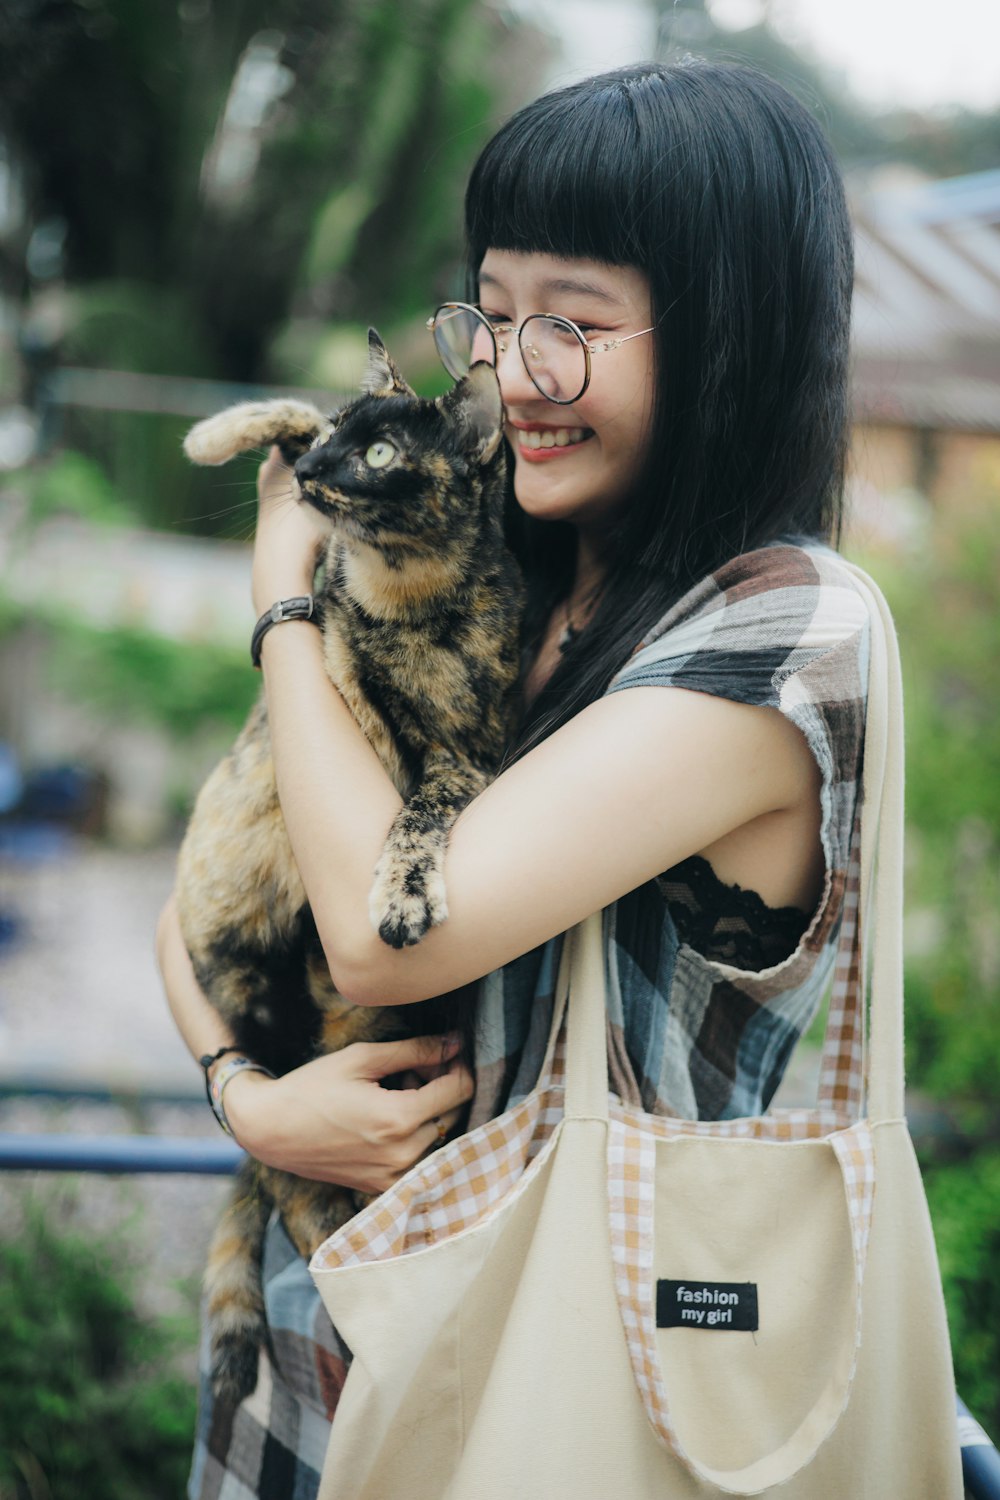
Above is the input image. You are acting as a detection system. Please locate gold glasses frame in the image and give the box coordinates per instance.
[426,301,655,406]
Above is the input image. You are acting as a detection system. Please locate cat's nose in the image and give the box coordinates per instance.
[294,448,325,483]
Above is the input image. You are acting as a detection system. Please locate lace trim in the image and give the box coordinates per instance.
[657,854,810,973]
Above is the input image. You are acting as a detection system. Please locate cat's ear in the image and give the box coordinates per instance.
[436,361,504,464]
[362,329,415,397]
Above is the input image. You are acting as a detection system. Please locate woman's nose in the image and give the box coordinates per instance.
[493,336,538,405]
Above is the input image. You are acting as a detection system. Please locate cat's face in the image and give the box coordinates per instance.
[294,333,504,551]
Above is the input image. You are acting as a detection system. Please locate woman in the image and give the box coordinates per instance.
[158,59,866,1497]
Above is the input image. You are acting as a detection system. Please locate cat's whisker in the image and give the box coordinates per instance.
[176,499,260,524]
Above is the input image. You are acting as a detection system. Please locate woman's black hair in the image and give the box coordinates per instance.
[464,60,854,758]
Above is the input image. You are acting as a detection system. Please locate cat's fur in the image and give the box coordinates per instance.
[175,332,524,1402]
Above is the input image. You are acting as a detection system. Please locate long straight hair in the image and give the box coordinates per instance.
[464,60,854,758]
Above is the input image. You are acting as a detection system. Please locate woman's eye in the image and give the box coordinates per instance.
[365,440,396,468]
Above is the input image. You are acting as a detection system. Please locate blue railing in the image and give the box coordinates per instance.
[0,1131,242,1174]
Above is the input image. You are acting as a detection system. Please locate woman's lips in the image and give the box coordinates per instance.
[508,423,594,462]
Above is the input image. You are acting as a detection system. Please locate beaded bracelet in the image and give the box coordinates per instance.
[205,1054,276,1136]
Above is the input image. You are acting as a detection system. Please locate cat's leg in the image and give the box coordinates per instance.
[204,1159,274,1403]
[370,752,488,948]
[184,399,328,467]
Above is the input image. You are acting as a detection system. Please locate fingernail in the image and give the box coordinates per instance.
[444,1032,461,1047]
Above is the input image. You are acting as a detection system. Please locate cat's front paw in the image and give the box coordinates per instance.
[369,855,448,948]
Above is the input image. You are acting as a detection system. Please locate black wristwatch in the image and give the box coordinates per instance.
[250,595,320,668]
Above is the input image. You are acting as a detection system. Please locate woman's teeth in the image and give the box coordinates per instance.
[520,428,588,449]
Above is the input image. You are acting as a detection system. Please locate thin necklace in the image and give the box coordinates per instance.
[557,603,576,653]
[557,584,599,653]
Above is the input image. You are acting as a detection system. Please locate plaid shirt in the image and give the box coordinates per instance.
[189,539,870,1499]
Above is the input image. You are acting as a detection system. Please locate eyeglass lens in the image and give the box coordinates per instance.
[432,306,587,404]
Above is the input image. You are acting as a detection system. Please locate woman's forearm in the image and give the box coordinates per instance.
[155,892,237,1062]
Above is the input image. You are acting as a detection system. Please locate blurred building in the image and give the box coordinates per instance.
[849,166,1000,516]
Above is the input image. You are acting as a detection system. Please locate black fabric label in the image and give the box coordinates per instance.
[657,1279,759,1331]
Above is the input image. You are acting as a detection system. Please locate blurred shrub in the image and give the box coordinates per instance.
[857,507,1000,1113]
[857,502,1000,1436]
[0,577,257,744]
[20,451,132,528]
[38,613,258,741]
[0,1207,195,1500]
[924,1150,1000,1436]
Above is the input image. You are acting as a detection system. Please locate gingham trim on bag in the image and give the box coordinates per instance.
[606,1105,876,1468]
[314,1059,566,1272]
[607,1115,684,1457]
[819,810,865,1113]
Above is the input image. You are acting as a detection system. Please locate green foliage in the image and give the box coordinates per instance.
[0,1207,195,1500]
[856,510,1000,1111]
[39,612,259,740]
[857,505,1000,1438]
[20,451,132,528]
[1,0,543,533]
[924,1151,1000,1435]
[0,583,257,741]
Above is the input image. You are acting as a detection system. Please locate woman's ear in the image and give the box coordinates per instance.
[362,329,416,397]
[436,361,504,463]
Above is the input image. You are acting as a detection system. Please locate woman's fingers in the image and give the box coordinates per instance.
[356,1033,463,1080]
[395,1061,474,1130]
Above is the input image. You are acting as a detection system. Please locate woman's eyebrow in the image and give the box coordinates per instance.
[539,276,621,305]
[478,271,622,306]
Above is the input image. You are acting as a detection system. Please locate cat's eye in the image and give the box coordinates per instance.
[365,440,396,469]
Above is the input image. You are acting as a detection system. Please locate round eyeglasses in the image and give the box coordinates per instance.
[426,301,655,406]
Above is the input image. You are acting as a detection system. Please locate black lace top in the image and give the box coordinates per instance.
[657,854,811,973]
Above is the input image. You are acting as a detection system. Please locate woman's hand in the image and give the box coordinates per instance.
[222,1034,475,1195]
[251,446,329,616]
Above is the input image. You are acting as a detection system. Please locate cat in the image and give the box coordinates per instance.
[175,331,524,1402]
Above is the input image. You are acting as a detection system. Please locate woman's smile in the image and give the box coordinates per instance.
[508,420,595,460]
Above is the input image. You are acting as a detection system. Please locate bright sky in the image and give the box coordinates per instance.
[513,0,1000,113]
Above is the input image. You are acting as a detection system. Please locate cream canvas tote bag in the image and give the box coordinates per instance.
[310,565,963,1499]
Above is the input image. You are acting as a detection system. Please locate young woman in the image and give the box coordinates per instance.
[157,59,867,1498]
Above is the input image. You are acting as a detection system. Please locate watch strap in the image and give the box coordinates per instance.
[251,595,319,668]
[205,1053,277,1135]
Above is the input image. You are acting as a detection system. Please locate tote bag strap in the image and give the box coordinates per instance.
[837,563,906,1121]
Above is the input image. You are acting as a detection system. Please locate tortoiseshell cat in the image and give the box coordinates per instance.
[176,332,524,1401]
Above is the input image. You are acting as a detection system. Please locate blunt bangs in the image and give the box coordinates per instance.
[465,76,655,273]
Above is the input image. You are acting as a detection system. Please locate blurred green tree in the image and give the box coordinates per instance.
[857,503,1000,1434]
[0,0,549,529]
[0,0,541,374]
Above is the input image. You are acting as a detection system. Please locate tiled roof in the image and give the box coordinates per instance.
[850,168,1000,433]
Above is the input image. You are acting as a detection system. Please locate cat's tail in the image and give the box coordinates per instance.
[204,1158,273,1405]
[184,399,328,466]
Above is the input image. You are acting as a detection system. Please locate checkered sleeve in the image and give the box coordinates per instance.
[607,542,869,854]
